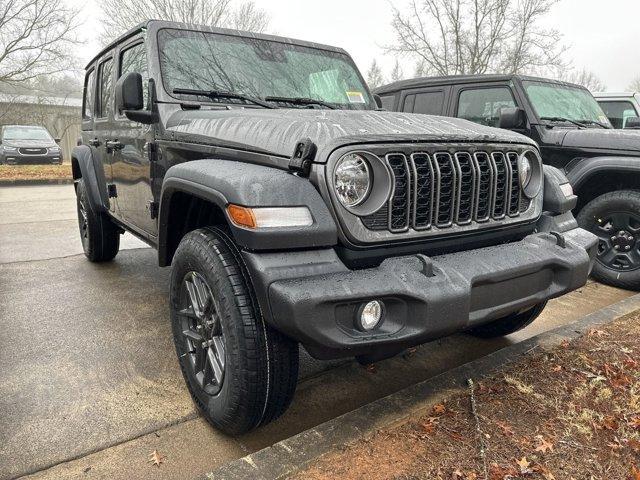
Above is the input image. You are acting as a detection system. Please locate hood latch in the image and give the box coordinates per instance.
[288,137,317,177]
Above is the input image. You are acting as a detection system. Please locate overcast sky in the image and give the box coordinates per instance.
[70,0,640,91]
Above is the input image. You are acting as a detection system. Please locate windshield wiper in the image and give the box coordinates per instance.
[576,119,610,129]
[172,88,276,109]
[264,96,336,109]
[540,116,587,128]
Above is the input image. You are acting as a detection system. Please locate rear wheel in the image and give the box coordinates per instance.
[75,178,120,262]
[577,190,640,291]
[170,227,299,435]
[469,302,547,338]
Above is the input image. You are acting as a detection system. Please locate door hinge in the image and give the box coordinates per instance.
[147,141,158,162]
[148,201,159,219]
[107,184,117,198]
[288,137,316,177]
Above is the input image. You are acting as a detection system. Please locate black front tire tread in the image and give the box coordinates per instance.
[173,227,298,434]
[577,189,640,291]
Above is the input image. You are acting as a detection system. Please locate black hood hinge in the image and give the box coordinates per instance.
[288,138,317,177]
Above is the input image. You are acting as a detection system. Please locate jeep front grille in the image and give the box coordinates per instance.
[362,150,531,233]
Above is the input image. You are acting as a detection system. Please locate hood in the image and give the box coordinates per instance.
[548,128,640,152]
[2,139,56,148]
[165,108,535,159]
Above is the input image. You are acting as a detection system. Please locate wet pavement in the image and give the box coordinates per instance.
[0,185,635,480]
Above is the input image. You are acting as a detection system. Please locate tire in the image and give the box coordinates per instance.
[75,178,120,262]
[468,301,547,338]
[170,227,299,435]
[577,190,640,291]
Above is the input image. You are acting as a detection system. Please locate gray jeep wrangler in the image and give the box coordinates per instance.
[74,20,597,434]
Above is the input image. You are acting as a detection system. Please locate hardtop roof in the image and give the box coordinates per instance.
[374,73,587,95]
[85,19,349,69]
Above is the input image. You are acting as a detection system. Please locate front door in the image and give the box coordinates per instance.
[110,40,157,236]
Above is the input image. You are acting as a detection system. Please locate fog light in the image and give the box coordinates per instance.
[356,300,383,331]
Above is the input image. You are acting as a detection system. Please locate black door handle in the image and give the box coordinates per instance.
[105,140,124,152]
[88,138,101,147]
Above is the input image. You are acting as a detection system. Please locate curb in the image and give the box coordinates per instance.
[204,292,640,480]
[0,178,74,186]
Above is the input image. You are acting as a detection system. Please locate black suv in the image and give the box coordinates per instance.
[0,125,62,164]
[74,22,595,434]
[376,75,640,290]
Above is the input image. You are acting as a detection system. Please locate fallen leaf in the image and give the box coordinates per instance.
[433,404,446,415]
[452,469,463,479]
[588,329,609,337]
[365,364,377,374]
[148,450,165,467]
[420,417,438,435]
[631,465,640,480]
[516,456,532,474]
[496,421,515,436]
[534,435,554,453]
[489,463,518,480]
[624,357,639,369]
[560,339,571,348]
[552,365,562,372]
[628,439,640,453]
[628,417,640,430]
[602,415,619,430]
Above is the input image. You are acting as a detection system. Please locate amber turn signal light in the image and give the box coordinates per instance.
[227,204,257,229]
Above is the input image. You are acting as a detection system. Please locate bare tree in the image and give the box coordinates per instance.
[388,0,566,76]
[98,0,270,44]
[390,59,404,82]
[0,0,78,85]
[557,68,606,92]
[627,77,640,92]
[366,60,385,89]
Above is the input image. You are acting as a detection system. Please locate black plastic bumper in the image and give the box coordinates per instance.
[243,225,597,360]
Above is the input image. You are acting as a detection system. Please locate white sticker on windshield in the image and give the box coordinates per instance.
[346,91,365,104]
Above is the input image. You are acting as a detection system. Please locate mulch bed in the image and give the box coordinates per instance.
[0,164,72,182]
[293,311,640,480]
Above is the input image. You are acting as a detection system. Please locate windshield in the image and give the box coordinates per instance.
[523,80,612,127]
[158,28,374,110]
[2,126,53,141]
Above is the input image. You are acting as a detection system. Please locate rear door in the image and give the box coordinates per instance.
[110,38,156,236]
[93,54,119,216]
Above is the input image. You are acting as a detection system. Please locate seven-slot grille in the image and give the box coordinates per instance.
[362,150,531,233]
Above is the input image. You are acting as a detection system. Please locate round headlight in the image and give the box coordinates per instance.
[519,154,532,188]
[334,153,372,208]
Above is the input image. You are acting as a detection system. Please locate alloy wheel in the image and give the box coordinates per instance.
[178,271,226,395]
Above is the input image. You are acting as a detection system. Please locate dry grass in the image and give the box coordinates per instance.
[293,311,640,480]
[0,164,72,181]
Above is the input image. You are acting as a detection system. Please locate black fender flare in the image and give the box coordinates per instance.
[158,159,338,266]
[565,156,640,192]
[71,145,109,213]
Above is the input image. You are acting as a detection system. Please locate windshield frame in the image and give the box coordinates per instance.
[155,26,376,110]
[521,79,612,128]
[2,126,53,142]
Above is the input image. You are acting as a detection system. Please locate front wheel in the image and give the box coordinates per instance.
[577,190,640,291]
[170,227,299,435]
[468,302,547,338]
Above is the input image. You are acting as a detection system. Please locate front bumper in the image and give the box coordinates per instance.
[1,153,61,164]
[243,223,597,360]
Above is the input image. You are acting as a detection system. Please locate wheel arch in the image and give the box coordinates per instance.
[157,159,338,267]
[565,156,640,210]
[71,145,109,213]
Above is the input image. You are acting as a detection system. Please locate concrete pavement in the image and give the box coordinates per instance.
[0,184,635,480]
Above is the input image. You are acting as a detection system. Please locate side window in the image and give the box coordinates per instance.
[379,94,395,111]
[457,87,515,127]
[413,91,445,115]
[119,42,149,109]
[97,57,114,119]
[83,69,95,119]
[598,100,638,129]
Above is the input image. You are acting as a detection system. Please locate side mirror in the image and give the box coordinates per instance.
[54,138,61,144]
[625,116,640,129]
[373,94,383,109]
[115,72,156,124]
[499,107,527,129]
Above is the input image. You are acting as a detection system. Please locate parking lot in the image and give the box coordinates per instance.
[0,184,635,480]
